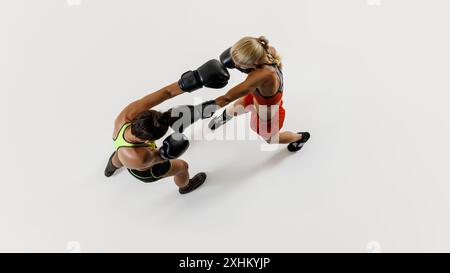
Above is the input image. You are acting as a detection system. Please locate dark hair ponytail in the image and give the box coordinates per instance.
[130,110,170,141]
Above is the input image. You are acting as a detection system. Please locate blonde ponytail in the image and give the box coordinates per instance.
[257,36,282,69]
[231,36,282,69]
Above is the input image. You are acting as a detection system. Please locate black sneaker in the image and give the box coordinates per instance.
[287,132,310,152]
[104,152,119,177]
[179,172,207,194]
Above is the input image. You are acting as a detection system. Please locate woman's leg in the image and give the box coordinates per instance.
[104,151,123,177]
[264,132,302,144]
[278,131,303,144]
[264,131,310,152]
[162,159,190,187]
[162,159,207,194]
[111,151,123,168]
[258,104,310,149]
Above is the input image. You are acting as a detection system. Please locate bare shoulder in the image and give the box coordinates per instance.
[112,113,131,139]
[250,65,280,95]
[243,68,271,89]
[252,65,277,81]
[112,115,148,166]
[250,66,273,78]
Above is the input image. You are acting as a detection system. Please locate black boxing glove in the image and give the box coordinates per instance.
[178,59,230,92]
[167,100,219,133]
[219,47,236,69]
[219,47,254,74]
[159,133,190,160]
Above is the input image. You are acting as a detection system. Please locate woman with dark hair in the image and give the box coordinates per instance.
[104,59,229,194]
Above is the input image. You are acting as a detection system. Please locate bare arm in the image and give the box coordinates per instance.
[214,71,263,107]
[121,82,183,121]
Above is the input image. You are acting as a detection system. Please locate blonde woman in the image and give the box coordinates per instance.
[208,36,310,151]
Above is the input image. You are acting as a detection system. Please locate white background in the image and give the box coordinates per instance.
[1,0,449,252]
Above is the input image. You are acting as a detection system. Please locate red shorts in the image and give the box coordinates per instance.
[243,93,286,139]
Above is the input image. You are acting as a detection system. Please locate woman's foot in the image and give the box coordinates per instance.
[287,132,310,152]
[104,152,119,177]
[179,172,207,194]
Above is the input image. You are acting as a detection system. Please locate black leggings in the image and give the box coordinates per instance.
[127,161,172,183]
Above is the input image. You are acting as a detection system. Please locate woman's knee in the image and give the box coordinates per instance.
[173,159,189,173]
[180,160,189,171]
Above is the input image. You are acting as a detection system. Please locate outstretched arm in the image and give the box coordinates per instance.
[119,58,231,121]
[214,72,262,108]
[121,82,183,121]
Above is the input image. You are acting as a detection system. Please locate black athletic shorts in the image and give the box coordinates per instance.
[127,161,171,183]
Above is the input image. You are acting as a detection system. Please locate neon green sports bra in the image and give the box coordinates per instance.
[113,123,157,150]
